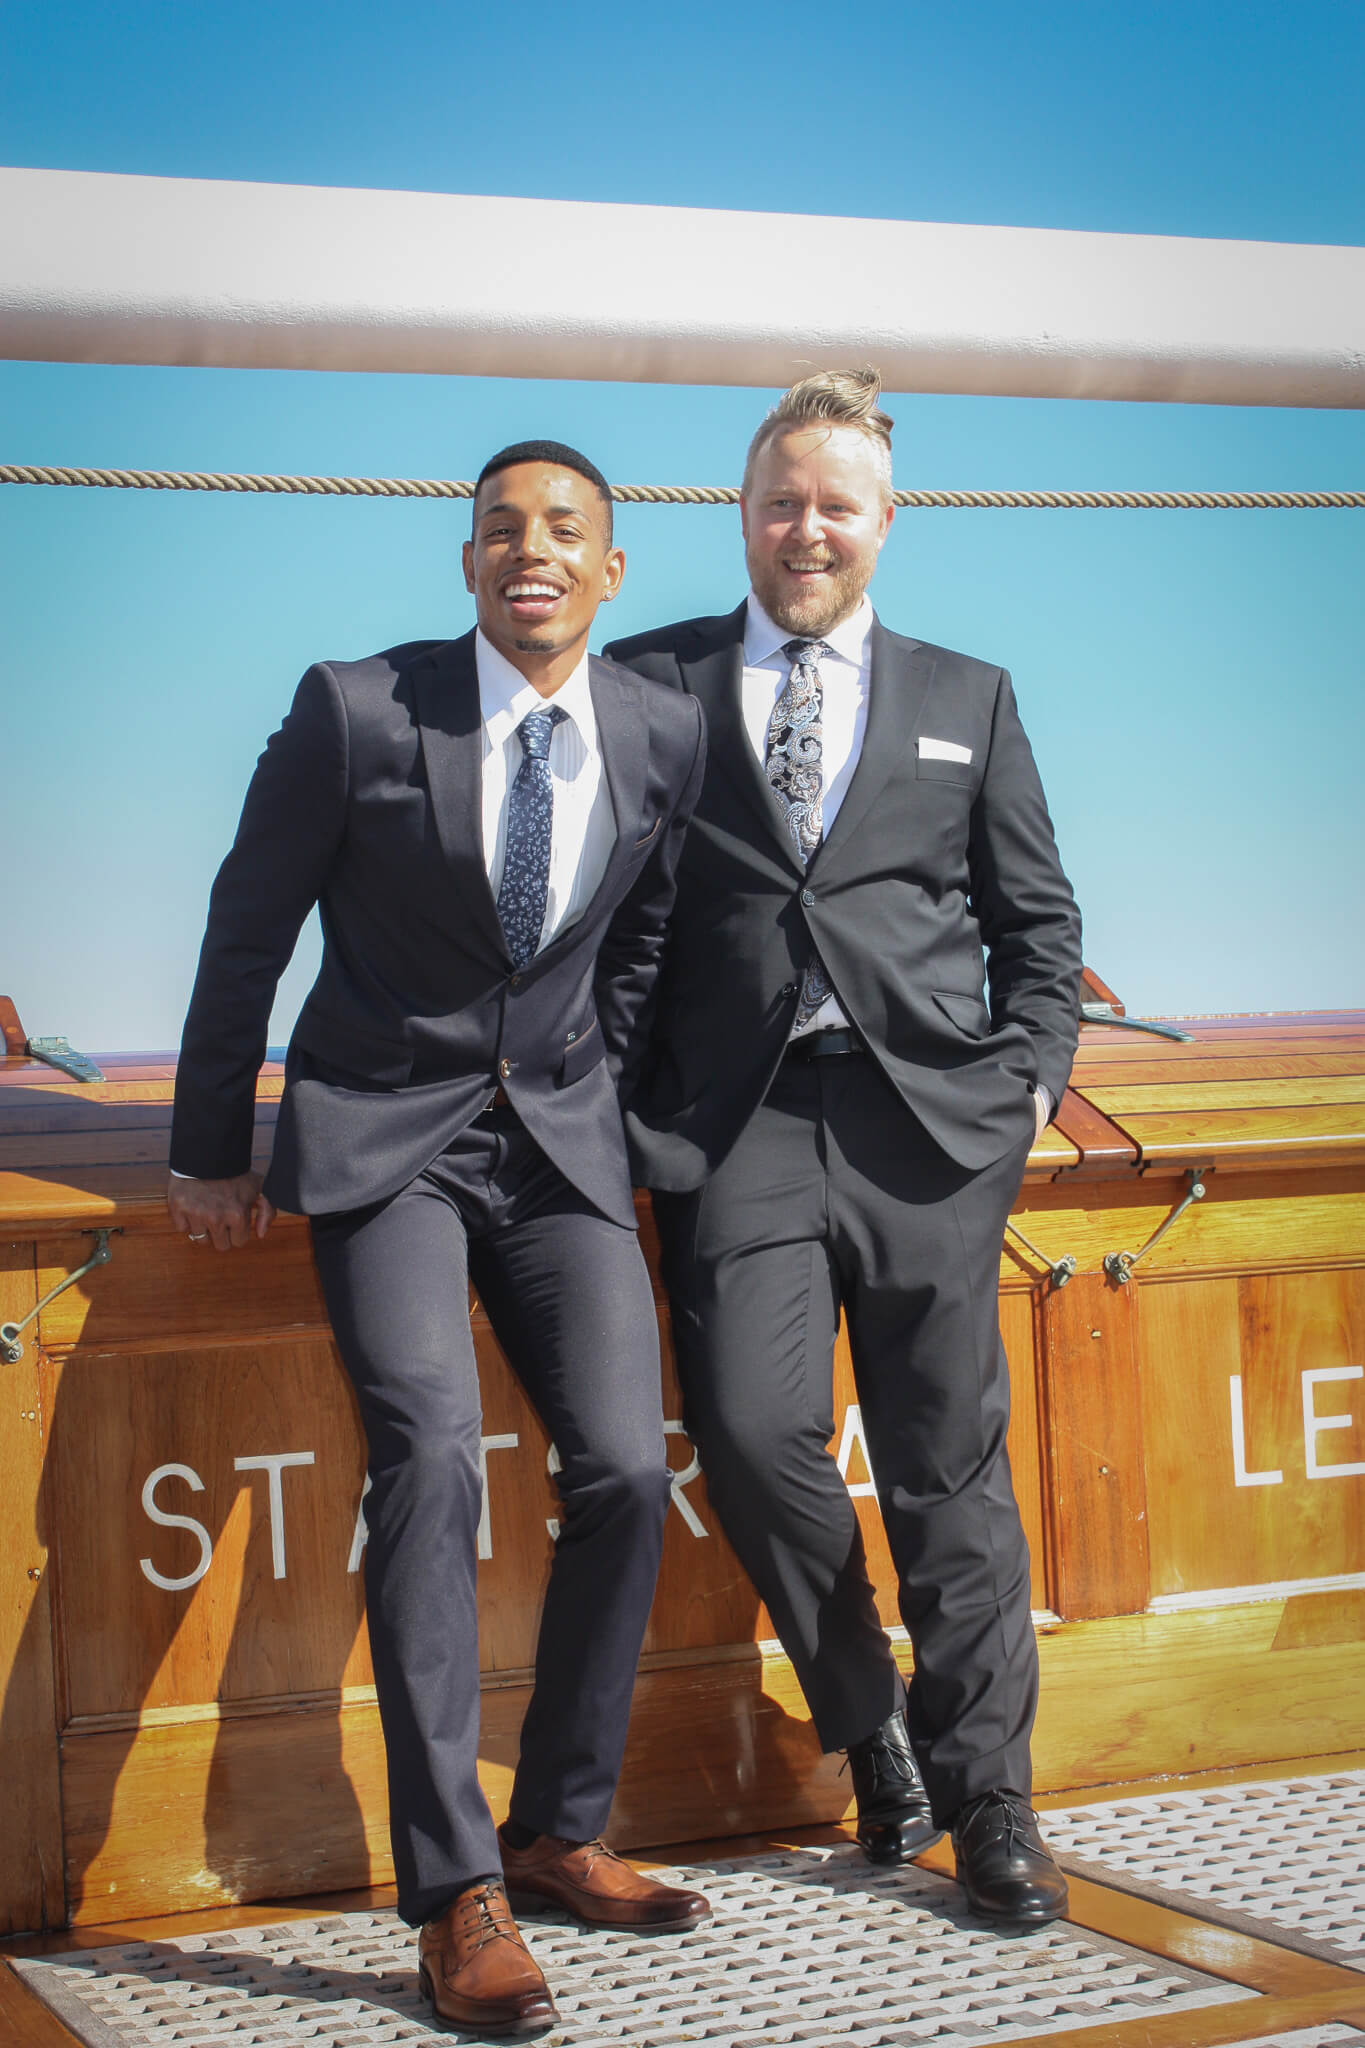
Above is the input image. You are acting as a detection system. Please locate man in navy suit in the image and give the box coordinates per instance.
[607,375,1083,1925]
[168,443,708,2035]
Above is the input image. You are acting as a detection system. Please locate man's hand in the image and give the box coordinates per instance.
[166,1171,276,1251]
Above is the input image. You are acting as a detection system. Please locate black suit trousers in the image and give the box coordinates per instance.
[311,1108,671,1927]
[653,1055,1037,1824]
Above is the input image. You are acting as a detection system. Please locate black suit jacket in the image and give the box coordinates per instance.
[170,631,706,1229]
[604,604,1082,1190]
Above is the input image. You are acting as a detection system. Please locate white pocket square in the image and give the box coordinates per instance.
[918,737,973,764]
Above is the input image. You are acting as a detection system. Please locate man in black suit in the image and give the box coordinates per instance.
[606,374,1083,1924]
[168,443,709,2035]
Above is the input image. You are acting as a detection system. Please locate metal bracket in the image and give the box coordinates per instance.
[26,1034,106,1082]
[1104,1171,1208,1286]
[1081,1003,1194,1044]
[1,1229,117,1363]
[1004,1219,1077,1290]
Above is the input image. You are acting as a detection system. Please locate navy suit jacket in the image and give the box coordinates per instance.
[604,604,1082,1191]
[171,630,706,1228]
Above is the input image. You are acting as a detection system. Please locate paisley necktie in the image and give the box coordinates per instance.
[767,639,835,1030]
[496,705,566,968]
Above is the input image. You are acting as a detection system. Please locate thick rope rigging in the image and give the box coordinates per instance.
[1,464,1361,510]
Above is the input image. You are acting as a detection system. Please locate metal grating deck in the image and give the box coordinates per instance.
[1044,1770,1365,1968]
[11,1770,1365,2047]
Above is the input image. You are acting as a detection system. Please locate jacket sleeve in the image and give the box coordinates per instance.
[170,664,349,1179]
[969,670,1084,1117]
[592,690,705,1107]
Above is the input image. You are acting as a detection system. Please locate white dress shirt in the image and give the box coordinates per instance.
[476,630,615,953]
[742,594,873,1036]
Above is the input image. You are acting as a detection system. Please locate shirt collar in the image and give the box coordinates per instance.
[743,592,874,671]
[475,629,598,757]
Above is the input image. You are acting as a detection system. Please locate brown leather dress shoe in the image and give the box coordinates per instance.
[498,1827,711,1932]
[417,1880,557,2036]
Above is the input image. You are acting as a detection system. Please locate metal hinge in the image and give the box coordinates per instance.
[1081,1003,1194,1044]
[26,1034,106,1082]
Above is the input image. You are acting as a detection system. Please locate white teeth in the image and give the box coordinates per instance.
[505,581,561,599]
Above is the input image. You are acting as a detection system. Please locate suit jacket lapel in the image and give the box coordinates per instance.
[413,631,510,964]
[816,621,936,868]
[679,603,802,869]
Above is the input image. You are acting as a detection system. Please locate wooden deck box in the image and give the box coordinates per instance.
[2,996,1362,1933]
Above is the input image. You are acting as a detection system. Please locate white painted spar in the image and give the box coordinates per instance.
[2,166,1363,406]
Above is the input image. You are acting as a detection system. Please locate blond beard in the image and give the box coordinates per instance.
[749,555,875,638]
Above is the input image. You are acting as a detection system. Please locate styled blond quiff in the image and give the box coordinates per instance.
[742,369,895,499]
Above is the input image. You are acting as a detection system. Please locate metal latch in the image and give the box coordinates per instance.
[1104,1171,1207,1286]
[1004,1218,1077,1289]
[1,1229,117,1363]
[26,1035,106,1083]
[1081,1003,1194,1044]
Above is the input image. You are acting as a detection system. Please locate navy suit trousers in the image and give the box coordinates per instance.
[311,1107,670,1927]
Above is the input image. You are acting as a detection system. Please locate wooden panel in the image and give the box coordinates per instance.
[37,1223,331,1352]
[48,1343,371,1719]
[1091,1076,1365,1113]
[0,1244,66,1936]
[1030,1600,1365,1792]
[55,1598,1365,1922]
[1123,1106,1365,1171]
[0,1963,82,2048]
[1075,1052,1365,1085]
[1039,1276,1149,1619]
[1051,1086,1139,1177]
[1004,1166,1365,1283]
[1000,1291,1049,1613]
[1139,1271,1365,1597]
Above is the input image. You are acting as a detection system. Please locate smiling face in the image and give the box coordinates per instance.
[741,425,894,638]
[462,463,624,694]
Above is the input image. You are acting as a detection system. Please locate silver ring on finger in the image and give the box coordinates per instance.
[188,1231,209,1242]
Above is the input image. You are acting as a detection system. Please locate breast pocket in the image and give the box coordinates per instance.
[914,754,978,791]
[558,1017,607,1086]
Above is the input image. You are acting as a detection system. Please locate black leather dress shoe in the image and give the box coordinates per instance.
[951,1790,1069,1923]
[845,1709,941,1863]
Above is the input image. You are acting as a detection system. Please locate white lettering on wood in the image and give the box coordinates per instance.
[663,1420,708,1537]
[232,1452,315,1578]
[347,1473,372,1573]
[1228,1375,1284,1487]
[479,1434,519,1559]
[836,1403,879,1501]
[139,1462,213,1591]
[1303,1366,1365,1480]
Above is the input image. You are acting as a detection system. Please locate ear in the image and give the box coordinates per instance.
[461,539,476,594]
[600,545,626,602]
[876,500,895,551]
[739,493,751,543]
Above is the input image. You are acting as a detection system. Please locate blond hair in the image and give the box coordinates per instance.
[742,368,894,499]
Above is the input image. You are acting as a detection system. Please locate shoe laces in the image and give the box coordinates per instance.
[958,1790,1030,1851]
[452,1881,517,1952]
[841,1734,918,1795]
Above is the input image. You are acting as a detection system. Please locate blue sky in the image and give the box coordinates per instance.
[2,0,1362,1051]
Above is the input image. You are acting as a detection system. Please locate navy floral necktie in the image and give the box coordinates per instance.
[497,705,566,967]
[768,639,835,1029]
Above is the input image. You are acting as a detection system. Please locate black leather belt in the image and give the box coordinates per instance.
[784,1027,864,1062]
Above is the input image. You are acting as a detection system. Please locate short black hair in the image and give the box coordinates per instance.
[473,440,614,540]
